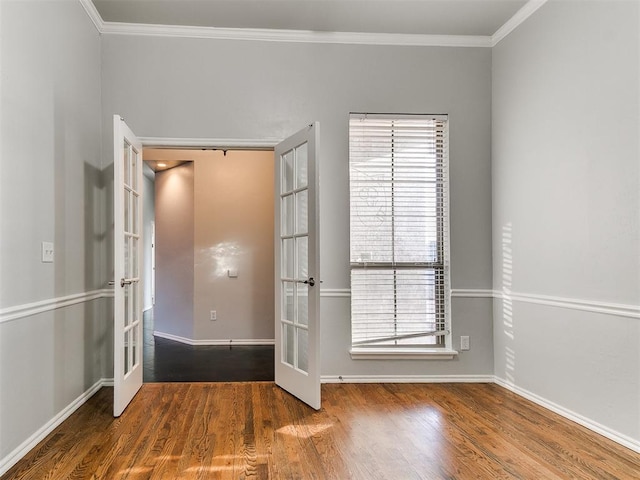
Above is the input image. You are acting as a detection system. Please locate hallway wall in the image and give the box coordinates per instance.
[151,150,275,343]
[154,163,195,340]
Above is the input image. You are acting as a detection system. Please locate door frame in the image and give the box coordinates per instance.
[139,135,283,343]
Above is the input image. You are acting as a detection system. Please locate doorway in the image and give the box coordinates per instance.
[141,148,276,382]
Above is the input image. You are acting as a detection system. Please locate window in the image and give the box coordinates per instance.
[349,113,450,354]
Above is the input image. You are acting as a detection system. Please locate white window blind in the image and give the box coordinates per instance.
[349,114,450,348]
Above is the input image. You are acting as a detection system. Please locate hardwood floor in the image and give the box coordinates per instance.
[3,383,639,479]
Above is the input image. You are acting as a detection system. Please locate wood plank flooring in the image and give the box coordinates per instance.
[2,383,639,479]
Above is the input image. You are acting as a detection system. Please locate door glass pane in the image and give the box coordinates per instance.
[296,236,308,279]
[282,238,294,279]
[123,141,130,186]
[297,284,308,326]
[132,237,139,278]
[295,143,308,188]
[297,328,309,373]
[124,236,130,278]
[283,323,294,366]
[124,283,130,327]
[124,190,130,234]
[132,324,138,369]
[282,195,294,236]
[282,150,294,193]
[131,284,138,324]
[124,330,130,375]
[283,282,294,321]
[131,149,138,190]
[296,190,308,234]
[132,193,138,235]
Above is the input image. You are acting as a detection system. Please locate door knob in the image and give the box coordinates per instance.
[121,278,133,287]
[303,277,316,287]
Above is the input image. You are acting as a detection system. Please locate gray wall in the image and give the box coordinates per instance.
[492,0,640,443]
[142,164,155,311]
[154,163,195,339]
[0,0,109,466]
[101,36,495,377]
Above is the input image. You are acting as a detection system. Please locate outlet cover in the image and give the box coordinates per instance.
[41,242,54,263]
[210,310,217,321]
[460,336,470,351]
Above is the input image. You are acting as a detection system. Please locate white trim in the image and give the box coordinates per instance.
[0,289,113,324]
[494,377,640,454]
[491,0,549,46]
[78,0,104,33]
[140,136,280,149]
[495,290,640,319]
[320,288,351,298]
[79,0,547,48]
[451,288,495,298]
[153,330,275,346]
[0,378,110,477]
[349,348,458,360]
[100,22,491,48]
[321,374,493,384]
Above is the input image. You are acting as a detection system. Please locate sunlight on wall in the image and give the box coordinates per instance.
[502,222,515,384]
[199,241,246,280]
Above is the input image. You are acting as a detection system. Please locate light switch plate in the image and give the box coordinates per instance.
[41,242,54,263]
[460,336,470,351]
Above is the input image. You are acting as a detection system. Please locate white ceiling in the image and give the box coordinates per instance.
[91,0,529,37]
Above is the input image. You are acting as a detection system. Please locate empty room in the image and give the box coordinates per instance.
[0,0,638,478]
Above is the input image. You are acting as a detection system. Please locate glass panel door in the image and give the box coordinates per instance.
[274,124,320,410]
[113,115,143,417]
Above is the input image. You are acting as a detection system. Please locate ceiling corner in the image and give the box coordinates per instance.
[491,0,549,47]
[79,0,105,34]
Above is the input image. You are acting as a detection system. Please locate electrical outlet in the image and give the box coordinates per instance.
[41,242,54,263]
[210,310,217,321]
[460,336,470,351]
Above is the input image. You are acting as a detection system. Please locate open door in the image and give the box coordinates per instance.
[274,123,321,410]
[113,115,144,417]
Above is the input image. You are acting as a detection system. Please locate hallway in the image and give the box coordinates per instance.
[143,310,274,382]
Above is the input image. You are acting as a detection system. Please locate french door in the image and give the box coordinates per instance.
[274,123,321,410]
[113,115,144,417]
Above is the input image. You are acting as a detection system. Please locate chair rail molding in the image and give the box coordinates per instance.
[0,289,114,324]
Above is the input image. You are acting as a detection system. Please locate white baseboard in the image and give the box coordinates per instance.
[321,374,494,384]
[153,330,275,346]
[0,378,111,477]
[494,376,640,453]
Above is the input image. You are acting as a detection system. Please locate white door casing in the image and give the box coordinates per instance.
[113,115,144,417]
[274,123,321,410]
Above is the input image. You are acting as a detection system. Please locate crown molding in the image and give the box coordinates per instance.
[79,0,104,33]
[100,21,492,47]
[80,0,549,47]
[491,0,548,46]
[139,136,280,149]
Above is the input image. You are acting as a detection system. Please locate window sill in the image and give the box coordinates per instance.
[349,348,459,360]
